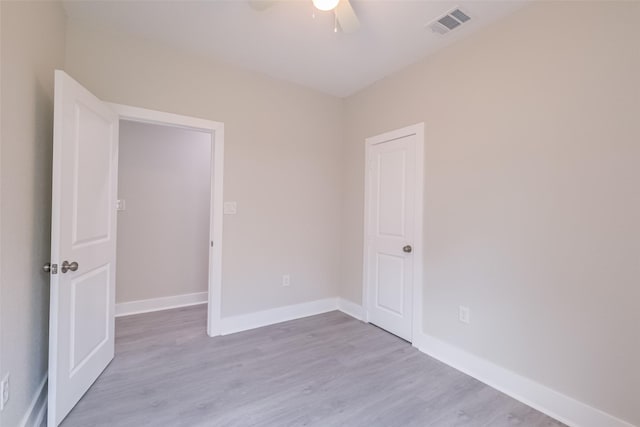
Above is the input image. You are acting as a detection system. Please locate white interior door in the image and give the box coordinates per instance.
[365,131,418,341]
[48,70,119,426]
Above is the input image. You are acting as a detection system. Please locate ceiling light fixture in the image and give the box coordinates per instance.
[312,0,340,12]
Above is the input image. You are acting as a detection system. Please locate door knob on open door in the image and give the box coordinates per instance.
[403,245,413,253]
[61,261,79,273]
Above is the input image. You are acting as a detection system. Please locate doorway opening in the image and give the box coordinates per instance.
[115,120,212,331]
[110,103,225,337]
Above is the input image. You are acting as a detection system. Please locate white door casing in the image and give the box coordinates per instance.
[48,70,119,426]
[363,123,424,342]
[106,103,225,337]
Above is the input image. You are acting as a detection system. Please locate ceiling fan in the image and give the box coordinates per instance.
[249,0,361,33]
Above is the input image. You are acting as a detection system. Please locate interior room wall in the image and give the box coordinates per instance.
[341,1,639,425]
[117,121,211,304]
[64,22,344,318]
[0,2,66,426]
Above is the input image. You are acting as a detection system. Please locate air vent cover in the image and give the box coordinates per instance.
[427,8,471,35]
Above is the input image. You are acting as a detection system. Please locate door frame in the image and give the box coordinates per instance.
[362,122,424,344]
[108,103,225,337]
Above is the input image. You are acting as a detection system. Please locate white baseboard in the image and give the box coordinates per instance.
[19,375,47,427]
[337,297,364,320]
[115,292,208,317]
[220,297,338,335]
[415,333,635,427]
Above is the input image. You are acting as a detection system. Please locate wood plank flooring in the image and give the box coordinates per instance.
[60,306,565,427]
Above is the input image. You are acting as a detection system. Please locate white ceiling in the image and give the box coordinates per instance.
[63,0,526,97]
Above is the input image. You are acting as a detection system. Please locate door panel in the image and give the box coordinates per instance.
[377,148,406,237]
[375,253,405,315]
[366,133,417,341]
[69,266,110,375]
[72,101,113,246]
[48,70,118,426]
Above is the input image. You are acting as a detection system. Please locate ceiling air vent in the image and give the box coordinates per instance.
[427,8,471,35]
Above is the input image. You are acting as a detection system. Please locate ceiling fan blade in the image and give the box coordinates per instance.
[248,0,277,11]
[335,0,360,33]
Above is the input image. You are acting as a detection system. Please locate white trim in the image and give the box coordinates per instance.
[415,333,636,427]
[337,297,365,320]
[208,124,224,337]
[107,103,224,337]
[106,103,220,132]
[220,298,338,335]
[115,292,208,317]
[362,122,425,344]
[18,375,48,427]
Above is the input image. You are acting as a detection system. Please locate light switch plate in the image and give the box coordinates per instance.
[459,306,471,324]
[223,201,237,215]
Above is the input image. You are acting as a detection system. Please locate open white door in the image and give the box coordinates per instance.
[47,70,119,426]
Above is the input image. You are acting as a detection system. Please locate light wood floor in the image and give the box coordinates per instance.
[60,305,565,427]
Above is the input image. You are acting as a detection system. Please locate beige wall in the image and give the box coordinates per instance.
[342,2,640,425]
[117,121,211,303]
[0,2,66,426]
[65,22,345,317]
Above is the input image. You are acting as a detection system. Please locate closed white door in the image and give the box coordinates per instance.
[364,129,420,341]
[47,70,119,426]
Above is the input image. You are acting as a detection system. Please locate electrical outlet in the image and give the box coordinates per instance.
[459,306,471,324]
[1,373,9,411]
[282,274,290,287]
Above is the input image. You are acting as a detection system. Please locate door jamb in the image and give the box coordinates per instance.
[107,103,224,337]
[362,122,424,345]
